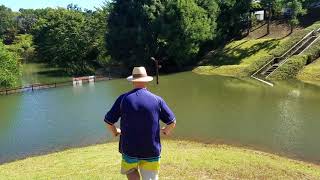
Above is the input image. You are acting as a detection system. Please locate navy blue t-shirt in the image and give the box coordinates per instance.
[104,88,175,159]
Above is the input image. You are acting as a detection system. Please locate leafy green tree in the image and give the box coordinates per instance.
[106,0,218,71]
[106,0,165,70]
[0,41,21,87]
[32,8,106,75]
[284,0,306,33]
[17,9,38,34]
[216,0,251,41]
[158,0,217,69]
[0,5,17,44]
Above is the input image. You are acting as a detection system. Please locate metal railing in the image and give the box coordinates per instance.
[251,28,320,86]
[0,76,111,96]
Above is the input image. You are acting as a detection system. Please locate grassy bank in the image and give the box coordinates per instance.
[193,38,277,77]
[194,21,320,81]
[269,31,320,81]
[297,58,320,85]
[1,140,320,180]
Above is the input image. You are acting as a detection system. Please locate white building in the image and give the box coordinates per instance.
[254,10,265,21]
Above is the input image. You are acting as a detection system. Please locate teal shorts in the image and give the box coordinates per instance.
[121,154,160,180]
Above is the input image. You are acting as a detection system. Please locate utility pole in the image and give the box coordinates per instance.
[151,57,159,84]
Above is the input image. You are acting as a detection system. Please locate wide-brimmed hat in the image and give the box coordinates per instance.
[127,67,153,82]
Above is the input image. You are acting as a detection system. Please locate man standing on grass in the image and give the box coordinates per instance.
[104,67,176,180]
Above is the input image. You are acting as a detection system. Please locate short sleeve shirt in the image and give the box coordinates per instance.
[104,88,175,159]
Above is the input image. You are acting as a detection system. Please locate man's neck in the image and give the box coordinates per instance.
[134,85,147,89]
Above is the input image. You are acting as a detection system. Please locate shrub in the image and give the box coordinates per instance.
[302,38,320,64]
[268,55,308,80]
[0,41,21,87]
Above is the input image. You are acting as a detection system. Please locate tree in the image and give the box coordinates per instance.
[260,0,283,35]
[0,41,21,87]
[106,0,165,70]
[284,0,306,33]
[216,0,251,42]
[17,9,38,34]
[106,0,218,71]
[0,5,17,44]
[32,8,107,75]
[158,0,218,69]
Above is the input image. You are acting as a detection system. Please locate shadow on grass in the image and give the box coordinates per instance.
[200,39,280,66]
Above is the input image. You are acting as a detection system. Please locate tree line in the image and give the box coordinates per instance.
[0,0,317,87]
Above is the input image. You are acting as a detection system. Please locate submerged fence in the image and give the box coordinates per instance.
[0,76,111,96]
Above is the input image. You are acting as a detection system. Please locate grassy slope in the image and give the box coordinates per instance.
[194,21,320,82]
[193,38,278,77]
[1,140,320,180]
[297,58,320,85]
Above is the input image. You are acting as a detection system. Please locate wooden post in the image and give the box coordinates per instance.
[151,57,159,84]
[31,85,34,91]
[55,83,57,88]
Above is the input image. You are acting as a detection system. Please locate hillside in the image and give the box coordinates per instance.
[194,20,320,85]
[297,58,320,86]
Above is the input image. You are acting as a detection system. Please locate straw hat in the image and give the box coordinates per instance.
[127,67,153,82]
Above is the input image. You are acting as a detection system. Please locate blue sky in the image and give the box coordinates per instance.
[0,0,107,11]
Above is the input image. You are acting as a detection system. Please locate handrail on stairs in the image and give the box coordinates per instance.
[251,28,320,86]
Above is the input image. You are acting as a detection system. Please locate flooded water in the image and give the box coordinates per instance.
[0,71,320,164]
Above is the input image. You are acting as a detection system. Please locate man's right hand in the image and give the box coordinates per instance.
[107,124,121,137]
[114,128,121,137]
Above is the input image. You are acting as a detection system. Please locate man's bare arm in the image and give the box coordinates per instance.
[106,123,121,137]
[161,121,176,136]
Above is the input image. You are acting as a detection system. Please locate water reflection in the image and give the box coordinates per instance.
[274,90,303,155]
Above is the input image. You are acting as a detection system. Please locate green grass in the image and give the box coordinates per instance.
[268,55,308,80]
[194,21,320,79]
[297,58,320,85]
[193,38,279,77]
[270,21,320,58]
[269,26,320,81]
[1,140,320,180]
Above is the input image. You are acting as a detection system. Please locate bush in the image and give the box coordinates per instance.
[5,34,35,62]
[268,55,308,80]
[0,41,21,87]
[302,39,320,64]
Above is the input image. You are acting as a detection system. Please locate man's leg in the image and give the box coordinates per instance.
[127,169,141,180]
[121,155,140,179]
[139,158,160,180]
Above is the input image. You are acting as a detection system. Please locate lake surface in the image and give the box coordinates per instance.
[1,71,320,164]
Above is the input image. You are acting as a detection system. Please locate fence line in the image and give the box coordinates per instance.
[0,76,111,96]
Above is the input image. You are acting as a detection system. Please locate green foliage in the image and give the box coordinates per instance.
[216,0,251,41]
[269,55,308,80]
[0,5,18,44]
[251,2,262,10]
[106,0,218,71]
[159,0,218,68]
[284,0,307,28]
[16,9,38,34]
[5,34,35,62]
[0,42,21,87]
[32,8,108,75]
[271,34,320,81]
[302,38,320,64]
